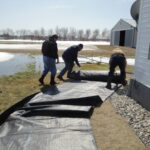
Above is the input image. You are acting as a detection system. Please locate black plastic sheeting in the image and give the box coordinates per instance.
[0,80,116,150]
[69,70,123,84]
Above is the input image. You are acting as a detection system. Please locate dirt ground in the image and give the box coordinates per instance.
[91,100,148,150]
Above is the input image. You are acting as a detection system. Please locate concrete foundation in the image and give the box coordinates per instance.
[127,79,150,110]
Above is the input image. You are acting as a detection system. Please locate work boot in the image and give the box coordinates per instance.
[106,77,112,89]
[38,75,45,85]
[106,84,112,89]
[57,75,64,81]
[50,76,58,85]
[122,80,127,86]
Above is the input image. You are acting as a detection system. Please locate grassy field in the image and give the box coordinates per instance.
[0,45,135,57]
[1,45,148,150]
[1,44,147,150]
[0,62,133,114]
[81,45,135,57]
[0,45,135,113]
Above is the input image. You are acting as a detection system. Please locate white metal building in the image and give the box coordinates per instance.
[128,0,150,110]
[111,19,137,48]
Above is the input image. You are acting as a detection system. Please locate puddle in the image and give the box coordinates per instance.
[0,52,135,76]
[0,52,65,76]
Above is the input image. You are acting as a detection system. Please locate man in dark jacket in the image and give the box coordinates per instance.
[39,34,59,85]
[106,48,127,89]
[57,44,83,80]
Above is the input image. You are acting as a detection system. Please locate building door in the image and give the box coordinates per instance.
[114,31,120,45]
[119,30,125,46]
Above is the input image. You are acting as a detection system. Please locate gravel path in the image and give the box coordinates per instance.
[109,84,150,148]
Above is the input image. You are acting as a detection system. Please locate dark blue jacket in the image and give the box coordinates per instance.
[62,45,80,66]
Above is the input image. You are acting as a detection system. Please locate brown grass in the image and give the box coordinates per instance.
[91,100,148,150]
[81,45,135,57]
[0,45,135,57]
[0,45,143,150]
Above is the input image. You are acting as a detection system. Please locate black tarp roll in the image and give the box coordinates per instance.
[69,70,123,84]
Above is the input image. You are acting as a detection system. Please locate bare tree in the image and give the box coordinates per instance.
[0,27,110,41]
[60,27,68,40]
[69,27,77,40]
[40,28,45,38]
[92,29,100,41]
[15,29,29,39]
[77,29,84,41]
[101,28,110,40]
[0,28,15,39]
[48,29,53,36]
[5,28,14,36]
[84,29,91,40]
[55,26,60,36]
[33,30,40,40]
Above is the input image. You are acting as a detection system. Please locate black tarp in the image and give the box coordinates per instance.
[0,79,116,150]
[69,70,123,84]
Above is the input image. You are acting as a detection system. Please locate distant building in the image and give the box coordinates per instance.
[128,0,150,110]
[111,19,137,48]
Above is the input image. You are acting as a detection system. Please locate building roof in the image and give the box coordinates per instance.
[121,19,136,27]
[111,18,137,31]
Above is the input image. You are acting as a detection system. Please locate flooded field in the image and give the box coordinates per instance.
[0,40,135,76]
[0,52,135,76]
[0,53,41,76]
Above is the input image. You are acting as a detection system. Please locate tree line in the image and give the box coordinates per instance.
[0,27,110,41]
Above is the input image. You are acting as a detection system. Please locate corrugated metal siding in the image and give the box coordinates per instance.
[111,19,137,47]
[134,0,150,87]
[110,31,115,45]
[125,29,134,47]
[133,28,137,48]
[114,31,120,45]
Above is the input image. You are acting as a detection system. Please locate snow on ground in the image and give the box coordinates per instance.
[0,40,134,65]
[0,39,43,43]
[78,56,135,66]
[0,43,99,51]
[0,44,41,50]
[0,52,14,62]
[0,52,135,65]
[0,39,110,45]
[0,40,110,51]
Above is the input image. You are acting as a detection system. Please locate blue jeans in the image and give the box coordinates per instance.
[59,60,74,77]
[42,56,56,77]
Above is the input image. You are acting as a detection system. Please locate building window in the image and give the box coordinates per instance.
[148,43,150,60]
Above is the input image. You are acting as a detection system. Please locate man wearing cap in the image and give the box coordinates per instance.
[39,34,59,85]
[57,44,83,80]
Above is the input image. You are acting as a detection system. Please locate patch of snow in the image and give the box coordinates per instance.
[0,39,110,45]
[0,52,14,62]
[0,44,41,50]
[59,56,135,66]
[57,40,110,45]
[0,40,110,51]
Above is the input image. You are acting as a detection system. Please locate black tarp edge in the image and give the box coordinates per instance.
[0,92,39,126]
[0,93,103,125]
[28,95,103,107]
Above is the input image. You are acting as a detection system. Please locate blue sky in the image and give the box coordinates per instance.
[0,0,135,31]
